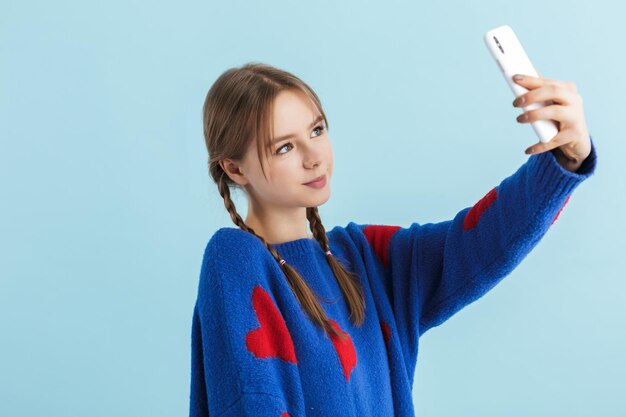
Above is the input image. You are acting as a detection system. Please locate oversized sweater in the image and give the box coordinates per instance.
[189,136,598,417]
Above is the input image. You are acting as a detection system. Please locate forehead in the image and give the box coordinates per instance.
[272,89,318,133]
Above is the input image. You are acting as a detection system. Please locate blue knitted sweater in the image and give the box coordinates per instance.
[190,137,597,417]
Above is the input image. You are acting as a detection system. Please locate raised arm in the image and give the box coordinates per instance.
[353,135,597,366]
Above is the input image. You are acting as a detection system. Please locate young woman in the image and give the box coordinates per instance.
[189,62,597,417]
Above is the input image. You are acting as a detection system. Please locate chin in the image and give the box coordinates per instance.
[299,189,331,208]
[312,190,331,206]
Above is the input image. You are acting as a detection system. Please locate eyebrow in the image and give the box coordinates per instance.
[271,114,324,145]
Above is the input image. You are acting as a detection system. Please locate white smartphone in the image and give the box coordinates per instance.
[483,25,558,144]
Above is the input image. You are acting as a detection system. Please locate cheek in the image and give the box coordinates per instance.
[271,163,299,187]
[326,146,334,175]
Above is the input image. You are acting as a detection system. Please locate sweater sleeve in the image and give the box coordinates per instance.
[357,135,598,345]
[189,231,304,417]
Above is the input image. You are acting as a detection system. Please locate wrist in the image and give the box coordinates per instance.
[551,148,583,173]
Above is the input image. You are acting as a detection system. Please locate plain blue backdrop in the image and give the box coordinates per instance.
[1,0,623,415]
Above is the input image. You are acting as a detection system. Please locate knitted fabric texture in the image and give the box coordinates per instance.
[190,136,597,417]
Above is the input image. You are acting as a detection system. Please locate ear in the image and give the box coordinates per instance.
[220,159,249,186]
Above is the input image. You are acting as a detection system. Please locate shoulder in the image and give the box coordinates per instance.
[326,221,376,260]
[328,221,415,267]
[328,221,369,246]
[198,227,272,289]
[205,227,264,257]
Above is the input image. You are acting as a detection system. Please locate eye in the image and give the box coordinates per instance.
[275,142,293,155]
[312,124,325,136]
[275,124,326,155]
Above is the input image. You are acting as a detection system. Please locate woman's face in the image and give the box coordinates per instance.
[236,89,334,212]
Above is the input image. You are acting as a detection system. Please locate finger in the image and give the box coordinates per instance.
[525,130,573,155]
[514,73,575,92]
[517,104,574,125]
[513,85,580,108]
[512,74,549,89]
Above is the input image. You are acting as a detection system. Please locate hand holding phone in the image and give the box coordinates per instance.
[484,25,558,144]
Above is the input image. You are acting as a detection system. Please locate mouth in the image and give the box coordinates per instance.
[303,174,325,185]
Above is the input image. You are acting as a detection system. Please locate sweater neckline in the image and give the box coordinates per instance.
[271,236,320,257]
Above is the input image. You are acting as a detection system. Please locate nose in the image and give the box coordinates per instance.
[304,157,321,169]
[303,146,323,169]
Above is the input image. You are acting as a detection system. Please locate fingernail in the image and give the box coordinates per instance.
[525,147,533,154]
[514,74,524,81]
[513,96,525,107]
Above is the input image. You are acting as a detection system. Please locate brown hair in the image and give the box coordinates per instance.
[202,62,365,340]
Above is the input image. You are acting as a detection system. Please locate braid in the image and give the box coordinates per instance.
[217,171,257,234]
[306,207,331,252]
[307,207,366,324]
[217,172,347,340]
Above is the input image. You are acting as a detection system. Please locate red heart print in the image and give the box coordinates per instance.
[245,285,297,363]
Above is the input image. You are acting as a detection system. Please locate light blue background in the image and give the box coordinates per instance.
[1,0,624,415]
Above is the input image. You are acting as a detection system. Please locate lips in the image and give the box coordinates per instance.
[304,174,325,185]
